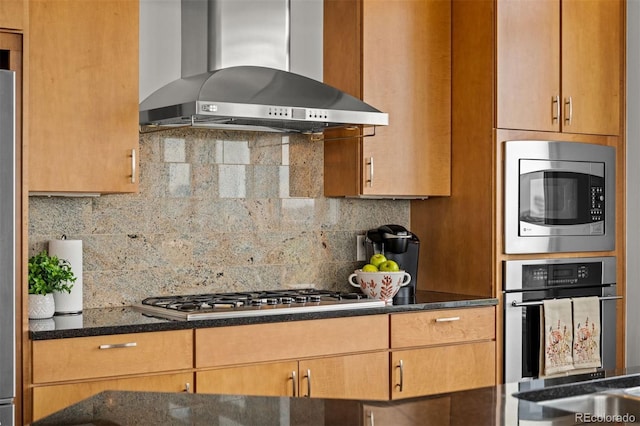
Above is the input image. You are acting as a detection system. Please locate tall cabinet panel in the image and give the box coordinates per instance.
[28,0,139,193]
[324,0,451,198]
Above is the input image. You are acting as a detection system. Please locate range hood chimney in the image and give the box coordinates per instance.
[139,0,388,134]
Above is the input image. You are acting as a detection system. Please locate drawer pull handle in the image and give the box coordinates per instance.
[184,383,191,393]
[366,157,374,187]
[130,148,136,184]
[552,95,560,123]
[304,369,312,397]
[435,316,460,322]
[396,359,404,392]
[564,96,573,125]
[291,370,297,397]
[98,342,137,350]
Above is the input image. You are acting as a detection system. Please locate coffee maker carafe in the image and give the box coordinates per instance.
[364,224,420,305]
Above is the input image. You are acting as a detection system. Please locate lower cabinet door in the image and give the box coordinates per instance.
[196,361,298,397]
[32,372,193,422]
[298,351,389,400]
[391,341,495,400]
[196,352,389,401]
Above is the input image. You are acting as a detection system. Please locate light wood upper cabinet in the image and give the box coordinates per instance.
[323,0,451,198]
[0,0,23,30]
[27,0,139,193]
[497,0,622,136]
[561,0,622,135]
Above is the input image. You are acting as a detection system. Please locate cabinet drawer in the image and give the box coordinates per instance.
[196,315,388,367]
[32,330,193,383]
[391,307,495,348]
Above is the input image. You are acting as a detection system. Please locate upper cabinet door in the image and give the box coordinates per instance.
[28,0,139,193]
[561,0,622,136]
[497,0,560,132]
[0,0,23,30]
[323,0,451,198]
[497,0,622,136]
[361,0,451,197]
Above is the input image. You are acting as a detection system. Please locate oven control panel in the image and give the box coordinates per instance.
[503,256,616,292]
[522,262,602,288]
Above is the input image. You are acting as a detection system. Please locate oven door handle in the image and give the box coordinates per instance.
[511,295,623,307]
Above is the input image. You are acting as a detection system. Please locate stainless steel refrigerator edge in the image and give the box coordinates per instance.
[0,70,16,426]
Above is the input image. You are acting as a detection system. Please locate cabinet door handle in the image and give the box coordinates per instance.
[395,359,404,392]
[184,383,191,393]
[304,369,312,397]
[98,342,137,350]
[367,410,375,426]
[552,95,560,123]
[130,148,137,184]
[366,157,374,187]
[435,316,460,322]
[564,96,573,125]
[291,370,297,397]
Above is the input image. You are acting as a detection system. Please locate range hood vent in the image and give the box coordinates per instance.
[139,0,388,134]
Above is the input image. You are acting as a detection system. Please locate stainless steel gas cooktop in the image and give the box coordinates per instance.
[132,289,385,321]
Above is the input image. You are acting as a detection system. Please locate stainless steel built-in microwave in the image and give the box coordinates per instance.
[504,140,615,254]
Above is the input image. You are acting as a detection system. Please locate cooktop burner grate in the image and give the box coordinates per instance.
[133,288,385,321]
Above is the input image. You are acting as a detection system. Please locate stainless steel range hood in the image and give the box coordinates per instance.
[139,0,388,134]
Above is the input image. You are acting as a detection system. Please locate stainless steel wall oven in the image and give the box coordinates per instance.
[504,140,615,254]
[503,257,620,383]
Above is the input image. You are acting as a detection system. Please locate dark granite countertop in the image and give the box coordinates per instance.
[29,290,498,340]
[32,368,640,425]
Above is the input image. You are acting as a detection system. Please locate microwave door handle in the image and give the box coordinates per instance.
[511,295,623,307]
[520,159,599,176]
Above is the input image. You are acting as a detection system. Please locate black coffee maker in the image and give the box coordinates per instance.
[364,224,420,305]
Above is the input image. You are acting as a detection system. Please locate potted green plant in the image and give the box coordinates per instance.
[28,250,76,319]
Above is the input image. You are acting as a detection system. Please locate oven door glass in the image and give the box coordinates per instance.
[504,287,615,383]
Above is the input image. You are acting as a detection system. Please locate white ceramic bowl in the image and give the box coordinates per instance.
[348,270,411,303]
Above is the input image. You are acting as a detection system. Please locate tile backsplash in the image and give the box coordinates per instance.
[28,129,410,308]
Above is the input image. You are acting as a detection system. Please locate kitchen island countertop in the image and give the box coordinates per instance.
[32,368,640,425]
[29,290,497,340]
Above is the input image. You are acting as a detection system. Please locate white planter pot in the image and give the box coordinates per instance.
[29,318,55,331]
[29,293,55,319]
